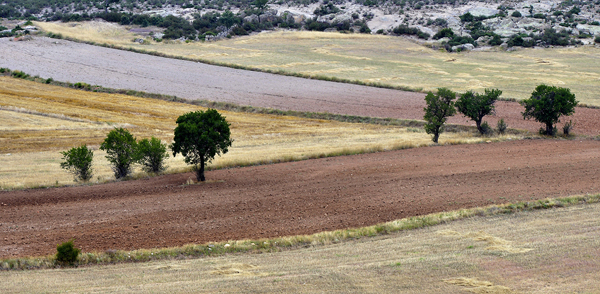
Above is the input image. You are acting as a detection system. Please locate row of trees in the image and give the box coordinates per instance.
[424,84,578,143]
[61,109,232,183]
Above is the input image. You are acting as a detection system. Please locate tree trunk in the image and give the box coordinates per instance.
[433,131,439,143]
[196,155,206,182]
[546,123,554,136]
[475,118,483,135]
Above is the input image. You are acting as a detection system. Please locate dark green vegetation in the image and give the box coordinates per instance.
[423,88,456,143]
[136,137,169,173]
[55,240,81,265]
[455,88,502,135]
[521,85,578,136]
[100,127,138,179]
[60,145,94,182]
[171,109,232,182]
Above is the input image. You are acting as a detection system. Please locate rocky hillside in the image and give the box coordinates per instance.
[2,0,600,50]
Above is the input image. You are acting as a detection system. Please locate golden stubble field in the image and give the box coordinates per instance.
[0,77,494,188]
[3,201,599,293]
[35,21,600,106]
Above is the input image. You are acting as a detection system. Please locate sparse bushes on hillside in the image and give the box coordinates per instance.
[392,25,430,39]
[60,145,94,182]
[423,88,457,143]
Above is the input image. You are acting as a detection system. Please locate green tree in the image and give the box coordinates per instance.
[424,88,457,143]
[220,10,237,28]
[60,145,94,182]
[171,109,233,182]
[521,84,578,136]
[100,128,138,179]
[252,0,269,12]
[136,137,169,173]
[455,88,502,135]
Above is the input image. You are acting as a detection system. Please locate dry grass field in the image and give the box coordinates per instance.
[0,77,494,189]
[2,200,599,293]
[35,21,600,106]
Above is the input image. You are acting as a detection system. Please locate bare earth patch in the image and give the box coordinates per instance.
[1,37,600,135]
[1,139,599,258]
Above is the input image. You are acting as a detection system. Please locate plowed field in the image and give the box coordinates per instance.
[2,139,599,258]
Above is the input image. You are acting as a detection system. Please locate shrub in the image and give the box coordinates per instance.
[521,85,578,136]
[433,28,454,39]
[595,36,600,43]
[480,121,493,135]
[136,137,169,173]
[100,128,138,179]
[392,25,430,39]
[488,34,503,46]
[56,239,80,265]
[424,88,457,143]
[511,11,522,17]
[497,119,507,134]
[60,145,94,182]
[563,120,574,136]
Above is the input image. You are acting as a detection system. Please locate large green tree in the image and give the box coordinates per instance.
[424,88,457,143]
[100,128,138,179]
[521,84,578,136]
[455,88,502,135]
[171,109,232,182]
[136,137,169,173]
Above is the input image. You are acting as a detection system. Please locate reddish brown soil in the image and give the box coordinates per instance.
[1,37,600,135]
[1,140,599,258]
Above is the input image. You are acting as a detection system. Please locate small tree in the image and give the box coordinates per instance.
[171,109,232,182]
[100,128,138,179]
[424,88,457,143]
[252,0,269,12]
[521,84,578,136]
[56,239,81,265]
[136,137,169,173]
[455,88,502,135]
[60,145,94,182]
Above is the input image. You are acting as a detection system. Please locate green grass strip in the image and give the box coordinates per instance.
[2,193,598,271]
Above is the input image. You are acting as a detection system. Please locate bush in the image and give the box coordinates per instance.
[136,137,169,173]
[433,28,454,39]
[563,120,574,136]
[56,239,80,265]
[392,25,430,39]
[497,119,507,134]
[595,36,600,43]
[60,145,94,182]
[480,121,493,135]
[100,128,138,179]
[511,11,522,17]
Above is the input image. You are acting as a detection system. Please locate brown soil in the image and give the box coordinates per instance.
[1,37,600,135]
[1,139,599,258]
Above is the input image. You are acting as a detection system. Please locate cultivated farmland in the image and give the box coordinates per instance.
[1,77,477,188]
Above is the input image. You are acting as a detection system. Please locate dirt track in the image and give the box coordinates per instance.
[1,140,599,258]
[1,37,600,135]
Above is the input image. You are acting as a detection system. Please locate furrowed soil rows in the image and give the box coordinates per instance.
[1,140,600,258]
[1,37,600,135]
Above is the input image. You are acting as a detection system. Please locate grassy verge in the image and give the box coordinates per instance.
[2,193,598,271]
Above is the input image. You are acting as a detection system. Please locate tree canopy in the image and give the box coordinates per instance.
[521,84,577,136]
[424,88,457,143]
[100,128,138,179]
[171,109,232,181]
[455,88,502,135]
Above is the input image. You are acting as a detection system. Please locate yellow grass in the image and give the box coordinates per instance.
[0,77,498,189]
[35,21,600,106]
[3,200,599,293]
